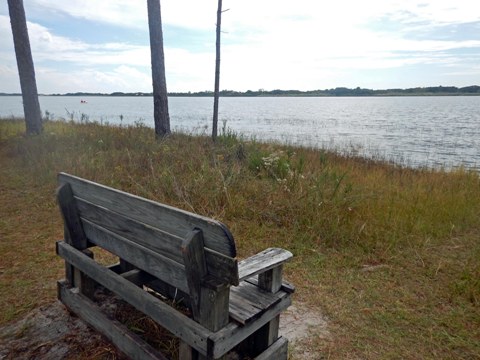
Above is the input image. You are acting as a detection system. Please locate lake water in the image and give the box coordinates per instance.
[1,95,479,171]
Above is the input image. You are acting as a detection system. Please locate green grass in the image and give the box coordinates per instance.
[0,118,479,359]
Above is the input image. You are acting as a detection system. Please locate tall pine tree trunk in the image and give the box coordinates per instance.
[212,0,222,141]
[147,0,170,137]
[7,0,42,135]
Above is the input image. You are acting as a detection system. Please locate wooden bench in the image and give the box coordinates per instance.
[55,173,294,359]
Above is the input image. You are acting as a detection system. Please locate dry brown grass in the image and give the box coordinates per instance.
[0,118,479,359]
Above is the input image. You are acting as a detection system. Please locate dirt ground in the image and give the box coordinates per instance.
[0,298,327,360]
[0,301,109,360]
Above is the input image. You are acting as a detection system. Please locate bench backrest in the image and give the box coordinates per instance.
[57,172,239,294]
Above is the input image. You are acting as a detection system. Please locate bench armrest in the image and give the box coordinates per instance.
[238,248,292,282]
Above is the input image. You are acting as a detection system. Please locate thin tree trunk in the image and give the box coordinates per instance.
[147,0,170,137]
[212,0,222,141]
[7,0,42,135]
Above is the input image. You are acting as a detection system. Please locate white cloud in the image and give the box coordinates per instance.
[29,0,218,30]
[386,0,480,25]
[34,65,152,93]
[1,1,479,92]
[0,64,19,93]
[31,0,148,29]
[0,15,14,52]
[29,0,480,34]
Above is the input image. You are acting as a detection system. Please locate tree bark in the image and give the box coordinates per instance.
[147,0,170,138]
[7,0,42,135]
[212,0,223,141]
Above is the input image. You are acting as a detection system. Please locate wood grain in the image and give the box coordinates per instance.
[59,172,236,257]
[208,294,292,358]
[238,248,292,282]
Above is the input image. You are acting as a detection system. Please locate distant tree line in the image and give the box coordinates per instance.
[169,85,480,97]
[6,85,477,98]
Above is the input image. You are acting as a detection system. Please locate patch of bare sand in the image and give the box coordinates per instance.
[280,304,329,359]
[0,300,328,359]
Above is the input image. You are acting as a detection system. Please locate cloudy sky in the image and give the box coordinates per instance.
[1,0,480,94]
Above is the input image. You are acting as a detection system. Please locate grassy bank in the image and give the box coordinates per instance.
[0,119,479,359]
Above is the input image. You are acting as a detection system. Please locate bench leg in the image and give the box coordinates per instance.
[252,266,283,356]
[57,183,97,299]
[179,341,196,360]
[252,315,280,354]
[182,229,230,359]
[72,249,97,300]
[179,285,230,359]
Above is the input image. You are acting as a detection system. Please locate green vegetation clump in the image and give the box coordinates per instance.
[0,118,479,359]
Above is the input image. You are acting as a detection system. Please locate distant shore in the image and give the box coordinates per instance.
[1,85,480,97]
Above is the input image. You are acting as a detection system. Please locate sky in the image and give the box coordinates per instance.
[1,0,480,94]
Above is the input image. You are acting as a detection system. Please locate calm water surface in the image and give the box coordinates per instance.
[1,95,479,170]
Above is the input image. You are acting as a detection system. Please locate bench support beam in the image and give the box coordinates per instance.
[57,183,98,297]
[253,266,283,355]
[57,240,212,356]
[182,229,230,359]
[58,280,167,360]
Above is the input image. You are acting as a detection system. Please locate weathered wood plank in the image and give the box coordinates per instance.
[183,230,231,360]
[58,280,167,360]
[56,241,211,355]
[254,337,288,360]
[82,216,238,286]
[182,229,208,321]
[63,227,74,284]
[258,267,283,294]
[199,285,230,333]
[178,342,194,360]
[208,293,292,358]
[238,248,292,282]
[232,281,282,310]
[77,198,185,263]
[200,286,231,360]
[229,281,283,325]
[57,184,91,293]
[228,296,259,325]
[205,249,239,286]
[253,266,283,354]
[59,172,236,257]
[73,249,96,299]
[56,183,87,249]
[81,221,190,293]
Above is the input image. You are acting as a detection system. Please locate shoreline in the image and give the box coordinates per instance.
[1,117,478,174]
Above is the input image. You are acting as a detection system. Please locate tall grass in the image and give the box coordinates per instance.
[1,118,479,359]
